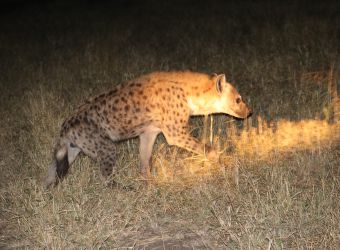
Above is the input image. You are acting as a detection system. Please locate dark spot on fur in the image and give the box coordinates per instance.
[84,117,90,125]
[125,105,130,112]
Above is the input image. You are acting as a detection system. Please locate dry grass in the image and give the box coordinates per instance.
[0,1,339,249]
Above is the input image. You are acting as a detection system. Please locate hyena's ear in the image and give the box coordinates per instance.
[215,74,227,94]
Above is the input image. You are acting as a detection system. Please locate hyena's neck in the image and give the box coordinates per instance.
[187,94,219,116]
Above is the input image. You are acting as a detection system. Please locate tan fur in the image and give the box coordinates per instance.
[44,71,252,188]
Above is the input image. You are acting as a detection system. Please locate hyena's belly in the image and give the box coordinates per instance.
[101,110,162,141]
[102,120,160,142]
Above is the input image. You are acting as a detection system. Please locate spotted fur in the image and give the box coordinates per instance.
[44,71,252,188]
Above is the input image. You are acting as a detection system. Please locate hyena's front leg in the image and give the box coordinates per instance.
[139,131,159,178]
[162,124,219,161]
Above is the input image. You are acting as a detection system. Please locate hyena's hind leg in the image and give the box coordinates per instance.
[43,142,81,189]
[96,138,117,179]
[72,133,117,180]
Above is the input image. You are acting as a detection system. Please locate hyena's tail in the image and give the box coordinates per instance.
[43,143,69,190]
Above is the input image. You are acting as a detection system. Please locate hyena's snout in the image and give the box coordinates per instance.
[240,104,252,119]
[234,98,253,119]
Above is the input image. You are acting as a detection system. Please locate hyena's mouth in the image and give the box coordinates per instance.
[233,106,252,119]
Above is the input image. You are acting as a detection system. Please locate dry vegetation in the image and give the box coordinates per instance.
[0,0,339,249]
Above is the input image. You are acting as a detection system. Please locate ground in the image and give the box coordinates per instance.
[0,0,339,249]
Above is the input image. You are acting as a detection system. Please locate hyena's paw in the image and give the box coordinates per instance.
[205,146,220,163]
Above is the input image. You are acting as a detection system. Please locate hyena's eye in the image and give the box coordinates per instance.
[236,97,242,104]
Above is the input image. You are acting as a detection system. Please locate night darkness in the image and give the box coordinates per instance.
[0,0,339,248]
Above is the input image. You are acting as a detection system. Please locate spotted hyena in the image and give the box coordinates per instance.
[44,71,252,188]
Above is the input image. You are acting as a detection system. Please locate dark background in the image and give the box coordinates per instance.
[1,0,339,120]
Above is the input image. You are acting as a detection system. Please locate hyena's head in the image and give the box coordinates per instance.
[210,74,252,118]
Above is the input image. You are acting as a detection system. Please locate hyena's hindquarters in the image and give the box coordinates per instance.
[43,143,81,189]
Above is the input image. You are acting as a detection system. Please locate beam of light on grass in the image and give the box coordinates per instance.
[152,116,339,183]
[235,117,339,159]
